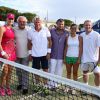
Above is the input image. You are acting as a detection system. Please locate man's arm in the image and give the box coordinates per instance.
[27,39,32,61]
[0,26,9,59]
[97,47,100,65]
[64,36,68,63]
[77,36,83,63]
[27,30,32,60]
[47,37,52,50]
[28,39,32,54]
[47,37,52,59]
[97,33,100,65]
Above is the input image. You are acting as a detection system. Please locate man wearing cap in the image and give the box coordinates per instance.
[0,13,16,96]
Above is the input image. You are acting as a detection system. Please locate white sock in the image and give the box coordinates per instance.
[84,82,88,85]
[95,86,100,88]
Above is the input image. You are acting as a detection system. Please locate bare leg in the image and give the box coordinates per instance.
[66,64,72,79]
[83,71,89,84]
[33,74,40,84]
[34,69,48,85]
[43,69,48,84]
[1,64,8,88]
[73,63,79,81]
[94,72,100,87]
[6,65,12,88]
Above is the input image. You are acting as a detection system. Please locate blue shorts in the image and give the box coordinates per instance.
[32,56,48,69]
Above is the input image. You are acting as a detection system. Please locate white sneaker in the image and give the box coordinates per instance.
[44,84,51,89]
[64,87,70,93]
[71,90,76,94]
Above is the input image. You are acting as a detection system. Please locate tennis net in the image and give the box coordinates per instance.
[0,58,100,100]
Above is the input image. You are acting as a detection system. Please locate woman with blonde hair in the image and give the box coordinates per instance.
[0,13,16,96]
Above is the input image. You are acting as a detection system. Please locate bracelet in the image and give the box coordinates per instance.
[1,51,6,56]
[28,50,32,55]
[47,48,51,53]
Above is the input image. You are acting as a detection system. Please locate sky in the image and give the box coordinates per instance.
[0,0,100,24]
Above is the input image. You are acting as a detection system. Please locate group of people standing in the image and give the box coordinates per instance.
[0,13,30,96]
[0,13,100,96]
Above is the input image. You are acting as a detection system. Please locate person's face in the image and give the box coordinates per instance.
[57,21,64,30]
[18,18,26,29]
[70,26,77,34]
[7,18,14,25]
[84,21,92,32]
[34,19,42,29]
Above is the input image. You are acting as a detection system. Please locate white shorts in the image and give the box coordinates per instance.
[81,62,100,73]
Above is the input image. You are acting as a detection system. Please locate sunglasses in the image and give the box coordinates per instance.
[8,18,14,20]
[19,21,26,23]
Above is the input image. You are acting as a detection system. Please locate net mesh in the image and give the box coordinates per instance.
[0,58,100,100]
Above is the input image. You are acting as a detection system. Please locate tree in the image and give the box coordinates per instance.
[0,6,36,22]
[64,19,74,27]
[21,12,36,22]
[79,24,84,30]
[0,6,18,21]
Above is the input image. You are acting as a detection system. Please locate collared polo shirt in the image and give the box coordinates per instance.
[50,28,68,59]
[28,27,51,57]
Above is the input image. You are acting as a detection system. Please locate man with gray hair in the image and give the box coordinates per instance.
[14,16,30,95]
[28,16,52,86]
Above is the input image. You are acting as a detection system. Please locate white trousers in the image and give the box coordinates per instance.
[48,59,63,88]
[49,59,63,76]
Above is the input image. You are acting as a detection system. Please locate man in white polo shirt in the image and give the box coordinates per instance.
[14,16,30,94]
[28,16,52,85]
[81,20,100,87]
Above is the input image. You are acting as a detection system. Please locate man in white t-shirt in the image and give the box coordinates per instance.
[81,20,100,87]
[28,16,52,85]
[14,16,30,95]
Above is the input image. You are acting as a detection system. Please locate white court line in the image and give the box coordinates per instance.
[19,95,33,100]
[19,93,36,100]
[19,91,42,100]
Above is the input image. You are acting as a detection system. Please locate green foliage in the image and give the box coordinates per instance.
[0,6,36,22]
[64,19,74,27]
[79,24,84,30]
[0,6,18,21]
[21,12,36,22]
